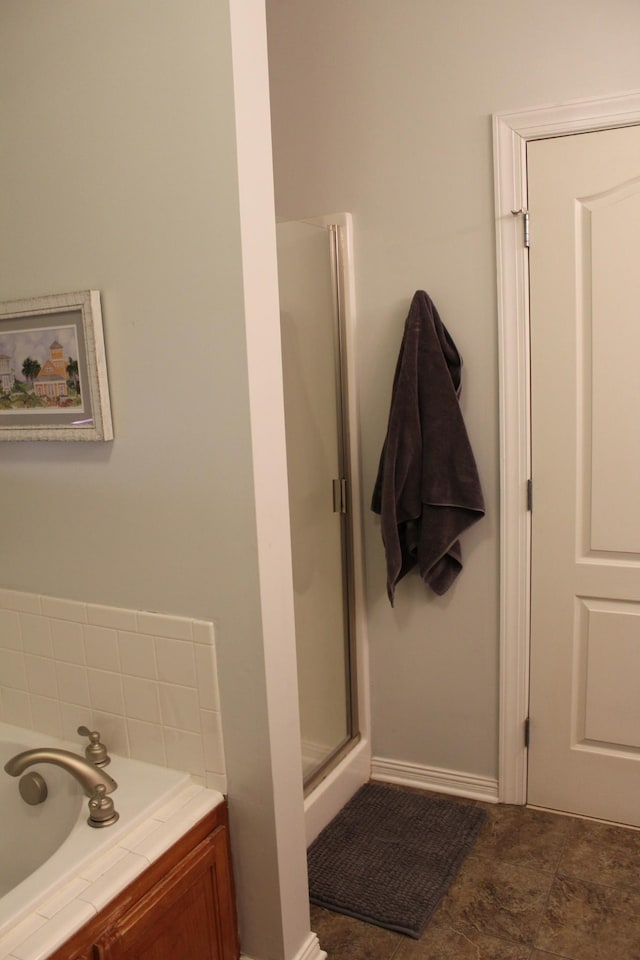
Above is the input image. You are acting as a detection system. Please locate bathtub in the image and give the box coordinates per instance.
[0,723,222,958]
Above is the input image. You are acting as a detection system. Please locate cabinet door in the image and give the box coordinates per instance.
[100,828,236,960]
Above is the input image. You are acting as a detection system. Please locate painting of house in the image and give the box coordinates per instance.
[0,354,14,393]
[33,339,69,401]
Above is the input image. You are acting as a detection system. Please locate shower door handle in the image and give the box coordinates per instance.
[332,478,348,514]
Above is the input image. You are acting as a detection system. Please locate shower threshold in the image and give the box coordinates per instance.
[303,732,361,797]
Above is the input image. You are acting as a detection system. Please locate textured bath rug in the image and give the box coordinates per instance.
[307,781,486,939]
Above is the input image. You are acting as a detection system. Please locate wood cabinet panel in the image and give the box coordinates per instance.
[47,804,238,960]
[103,831,228,960]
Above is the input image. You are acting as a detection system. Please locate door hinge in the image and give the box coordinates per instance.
[524,716,530,749]
[511,208,530,248]
[332,477,348,514]
[527,478,533,511]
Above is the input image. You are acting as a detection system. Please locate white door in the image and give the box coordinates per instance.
[527,124,640,826]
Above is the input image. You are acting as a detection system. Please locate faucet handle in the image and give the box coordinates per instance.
[77,726,111,767]
[87,783,119,828]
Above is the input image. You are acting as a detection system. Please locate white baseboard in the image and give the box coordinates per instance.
[295,932,327,960]
[241,931,327,960]
[371,755,499,803]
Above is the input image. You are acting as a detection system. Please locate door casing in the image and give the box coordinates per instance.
[493,90,640,806]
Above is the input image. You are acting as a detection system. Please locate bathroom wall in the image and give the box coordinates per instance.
[266,0,640,786]
[0,4,309,960]
[0,587,226,792]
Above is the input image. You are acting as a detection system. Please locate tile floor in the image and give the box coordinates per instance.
[310,791,640,960]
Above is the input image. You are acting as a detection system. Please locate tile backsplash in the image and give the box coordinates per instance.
[0,588,226,793]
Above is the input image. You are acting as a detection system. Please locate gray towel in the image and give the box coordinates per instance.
[371,291,485,604]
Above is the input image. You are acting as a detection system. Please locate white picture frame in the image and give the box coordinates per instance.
[0,290,113,441]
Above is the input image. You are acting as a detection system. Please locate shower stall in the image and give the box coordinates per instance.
[276,213,369,838]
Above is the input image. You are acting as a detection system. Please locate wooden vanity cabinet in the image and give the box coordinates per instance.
[48,802,238,960]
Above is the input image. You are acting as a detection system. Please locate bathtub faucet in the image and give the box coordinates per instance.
[4,747,118,797]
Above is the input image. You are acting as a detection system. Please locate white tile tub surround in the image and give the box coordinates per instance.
[0,589,226,793]
[0,776,223,960]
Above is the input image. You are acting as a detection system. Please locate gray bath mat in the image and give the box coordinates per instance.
[307,781,486,939]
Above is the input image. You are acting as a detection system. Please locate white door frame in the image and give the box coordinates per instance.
[493,90,640,805]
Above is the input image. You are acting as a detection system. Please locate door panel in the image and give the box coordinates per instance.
[588,183,640,551]
[527,125,640,825]
[581,599,640,749]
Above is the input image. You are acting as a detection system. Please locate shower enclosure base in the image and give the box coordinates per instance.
[303,736,370,846]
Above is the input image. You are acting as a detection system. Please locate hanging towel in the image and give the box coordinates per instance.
[371,291,485,604]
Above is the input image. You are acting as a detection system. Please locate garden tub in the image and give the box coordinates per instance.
[0,723,222,957]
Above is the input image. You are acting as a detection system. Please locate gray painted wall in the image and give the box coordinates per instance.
[266,0,640,780]
[0,3,307,958]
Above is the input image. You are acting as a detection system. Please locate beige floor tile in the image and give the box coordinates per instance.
[529,952,584,959]
[310,904,402,960]
[435,854,553,945]
[393,912,531,959]
[473,803,574,873]
[535,875,640,959]
[558,819,640,895]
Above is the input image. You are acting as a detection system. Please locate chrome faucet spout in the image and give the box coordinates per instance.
[4,748,117,797]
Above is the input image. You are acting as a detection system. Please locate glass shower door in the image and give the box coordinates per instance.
[276,218,356,788]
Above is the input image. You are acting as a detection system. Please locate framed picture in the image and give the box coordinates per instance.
[0,290,113,441]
